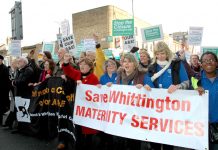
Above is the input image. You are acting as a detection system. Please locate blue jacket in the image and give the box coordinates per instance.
[100,72,117,85]
[144,61,189,88]
[200,70,218,123]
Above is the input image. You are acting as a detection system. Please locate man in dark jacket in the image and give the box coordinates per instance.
[13,57,34,98]
[12,57,34,134]
[0,55,10,125]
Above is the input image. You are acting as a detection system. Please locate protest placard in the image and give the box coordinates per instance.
[188,27,203,46]
[141,25,163,42]
[74,84,208,150]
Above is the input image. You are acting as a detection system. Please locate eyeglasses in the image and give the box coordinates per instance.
[202,59,216,64]
[107,63,116,67]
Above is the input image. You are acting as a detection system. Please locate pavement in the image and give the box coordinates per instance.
[0,126,57,150]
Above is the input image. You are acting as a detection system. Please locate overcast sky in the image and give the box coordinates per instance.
[1,0,218,46]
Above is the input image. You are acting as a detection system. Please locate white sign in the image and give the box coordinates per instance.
[61,19,70,37]
[83,39,96,51]
[188,27,203,46]
[15,97,30,123]
[62,34,77,54]
[123,35,136,51]
[9,40,21,57]
[74,84,208,150]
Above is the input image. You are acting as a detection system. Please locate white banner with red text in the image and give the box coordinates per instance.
[74,84,208,150]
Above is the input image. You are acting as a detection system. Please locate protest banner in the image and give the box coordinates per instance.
[113,19,134,36]
[29,77,76,142]
[74,84,208,150]
[141,25,163,42]
[188,26,203,46]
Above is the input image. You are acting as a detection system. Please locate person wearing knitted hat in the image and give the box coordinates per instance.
[0,54,10,126]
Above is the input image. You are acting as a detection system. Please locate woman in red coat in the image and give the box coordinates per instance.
[62,53,101,150]
[39,59,55,82]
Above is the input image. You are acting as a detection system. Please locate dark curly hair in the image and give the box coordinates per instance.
[200,51,218,63]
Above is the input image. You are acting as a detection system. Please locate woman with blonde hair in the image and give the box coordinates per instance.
[143,41,189,150]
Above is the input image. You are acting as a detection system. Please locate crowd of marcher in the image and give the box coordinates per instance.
[0,37,218,150]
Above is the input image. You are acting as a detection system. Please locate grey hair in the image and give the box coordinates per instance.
[19,57,29,65]
[59,48,68,53]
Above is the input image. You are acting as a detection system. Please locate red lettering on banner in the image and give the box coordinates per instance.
[107,111,111,122]
[194,122,204,136]
[85,90,108,102]
[109,91,120,103]
[156,99,164,112]
[160,119,169,132]
[140,116,149,129]
[111,111,119,123]
[169,120,173,133]
[93,93,99,102]
[181,100,191,112]
[119,92,126,104]
[85,108,92,118]
[85,90,92,101]
[172,100,180,111]
[184,120,193,135]
[131,115,140,127]
[146,98,154,108]
[85,90,191,113]
[130,114,204,137]
[120,113,127,125]
[92,108,98,119]
[97,110,102,120]
[174,120,183,134]
[100,110,106,120]
[149,117,158,130]
[75,105,127,124]
[130,93,136,106]
[103,94,108,103]
[76,105,85,116]
[165,96,171,110]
